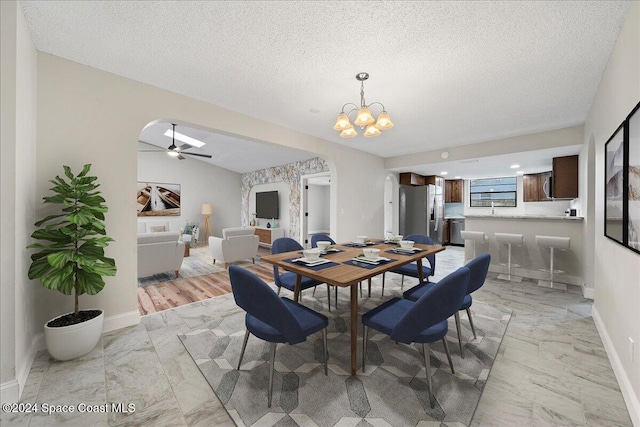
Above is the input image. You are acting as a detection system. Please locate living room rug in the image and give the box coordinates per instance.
[179,285,512,426]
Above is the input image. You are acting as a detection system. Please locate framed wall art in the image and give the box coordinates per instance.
[137,182,181,217]
[604,101,640,254]
[627,102,640,253]
[604,123,625,244]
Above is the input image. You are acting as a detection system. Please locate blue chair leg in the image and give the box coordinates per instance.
[362,325,368,372]
[454,312,464,359]
[322,328,328,375]
[268,342,277,408]
[382,273,386,297]
[442,338,454,374]
[401,275,405,289]
[466,308,477,339]
[237,330,250,370]
[422,343,435,408]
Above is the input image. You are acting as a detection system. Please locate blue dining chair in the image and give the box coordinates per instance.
[229,265,329,408]
[272,237,333,310]
[381,234,436,296]
[403,253,491,358]
[310,234,335,247]
[362,266,470,408]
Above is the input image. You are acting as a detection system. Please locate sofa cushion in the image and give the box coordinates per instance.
[222,227,256,239]
[138,231,180,245]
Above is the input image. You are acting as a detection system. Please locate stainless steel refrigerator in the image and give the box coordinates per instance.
[399,184,444,244]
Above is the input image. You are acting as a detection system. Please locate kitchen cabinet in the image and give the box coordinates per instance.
[552,155,578,199]
[445,179,463,203]
[523,171,552,202]
[399,173,425,186]
[442,219,450,244]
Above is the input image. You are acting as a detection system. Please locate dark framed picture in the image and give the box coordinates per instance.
[137,182,181,217]
[604,123,625,245]
[627,102,640,253]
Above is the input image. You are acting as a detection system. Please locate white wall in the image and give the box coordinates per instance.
[1,0,39,403]
[137,142,242,238]
[586,2,640,423]
[307,184,330,233]
[248,182,290,233]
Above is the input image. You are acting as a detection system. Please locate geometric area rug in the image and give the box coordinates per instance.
[179,286,512,427]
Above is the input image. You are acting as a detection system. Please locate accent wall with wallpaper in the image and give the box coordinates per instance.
[241,157,329,242]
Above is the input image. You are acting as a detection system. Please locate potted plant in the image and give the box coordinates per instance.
[27,164,117,361]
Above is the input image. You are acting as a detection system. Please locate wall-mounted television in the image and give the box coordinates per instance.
[256,191,279,219]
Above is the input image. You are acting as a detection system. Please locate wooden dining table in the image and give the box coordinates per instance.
[260,239,445,375]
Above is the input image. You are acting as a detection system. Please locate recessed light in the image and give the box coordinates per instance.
[510,164,520,169]
[454,176,461,179]
[441,171,448,175]
[441,151,449,159]
[516,170,524,175]
[163,129,206,148]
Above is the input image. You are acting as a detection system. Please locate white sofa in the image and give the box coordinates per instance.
[209,227,259,268]
[138,231,185,278]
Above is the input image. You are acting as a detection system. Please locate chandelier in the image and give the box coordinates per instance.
[333,72,394,138]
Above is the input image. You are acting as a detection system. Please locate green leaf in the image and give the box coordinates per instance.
[63,166,74,180]
[31,228,71,243]
[28,257,52,280]
[76,269,105,295]
[34,214,65,227]
[40,266,74,294]
[77,164,92,177]
[47,251,74,269]
[67,209,94,225]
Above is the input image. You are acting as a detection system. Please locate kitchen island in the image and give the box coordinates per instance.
[464,215,584,292]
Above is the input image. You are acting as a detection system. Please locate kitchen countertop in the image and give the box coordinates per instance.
[465,215,583,221]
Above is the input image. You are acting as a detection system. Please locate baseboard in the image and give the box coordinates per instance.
[592,304,640,426]
[103,309,140,333]
[0,380,20,404]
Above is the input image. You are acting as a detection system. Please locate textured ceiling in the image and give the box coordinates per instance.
[20,1,630,170]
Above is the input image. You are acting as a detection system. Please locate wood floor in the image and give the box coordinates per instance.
[137,247,274,315]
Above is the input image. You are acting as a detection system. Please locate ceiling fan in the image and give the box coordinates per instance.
[138,123,212,160]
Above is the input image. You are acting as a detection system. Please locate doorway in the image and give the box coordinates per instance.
[301,172,331,248]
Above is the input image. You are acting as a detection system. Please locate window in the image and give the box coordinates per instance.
[470,177,517,207]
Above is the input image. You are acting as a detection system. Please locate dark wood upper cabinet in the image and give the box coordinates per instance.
[523,171,553,202]
[399,173,425,186]
[445,179,463,203]
[552,155,578,199]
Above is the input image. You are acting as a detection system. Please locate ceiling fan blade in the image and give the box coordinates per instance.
[182,152,213,159]
[138,149,165,152]
[177,144,193,151]
[177,154,186,160]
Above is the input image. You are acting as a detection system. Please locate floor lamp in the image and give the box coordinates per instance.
[201,203,213,244]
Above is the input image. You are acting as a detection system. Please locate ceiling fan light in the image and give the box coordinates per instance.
[354,107,374,126]
[167,150,180,157]
[363,124,381,137]
[333,113,352,130]
[340,127,357,138]
[374,111,394,130]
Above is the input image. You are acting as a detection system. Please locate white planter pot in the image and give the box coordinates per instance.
[44,309,104,361]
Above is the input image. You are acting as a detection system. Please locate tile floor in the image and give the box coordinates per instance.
[1,247,633,426]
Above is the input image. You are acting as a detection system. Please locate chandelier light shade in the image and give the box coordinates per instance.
[364,124,381,137]
[333,72,393,138]
[333,113,351,130]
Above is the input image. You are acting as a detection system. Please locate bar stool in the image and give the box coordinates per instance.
[495,233,524,281]
[460,231,487,261]
[535,235,571,288]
